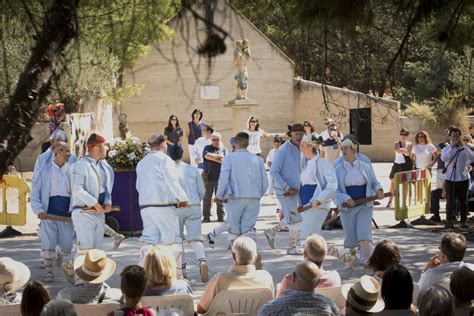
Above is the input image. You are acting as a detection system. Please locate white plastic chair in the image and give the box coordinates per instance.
[73,303,120,316]
[315,286,345,310]
[140,294,194,316]
[0,304,21,316]
[203,288,273,316]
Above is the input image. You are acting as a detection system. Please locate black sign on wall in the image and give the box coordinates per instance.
[349,108,372,145]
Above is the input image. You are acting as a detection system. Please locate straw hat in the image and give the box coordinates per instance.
[342,275,385,313]
[0,257,30,293]
[74,249,116,284]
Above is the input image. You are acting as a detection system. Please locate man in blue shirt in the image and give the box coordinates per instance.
[215,132,268,268]
[266,124,305,255]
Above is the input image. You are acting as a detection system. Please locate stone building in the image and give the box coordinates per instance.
[120,0,401,162]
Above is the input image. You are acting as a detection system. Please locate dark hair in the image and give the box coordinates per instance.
[203,124,214,134]
[381,264,413,310]
[248,116,260,131]
[165,115,180,133]
[448,127,462,137]
[417,285,455,316]
[450,266,474,306]
[235,132,250,148]
[273,135,284,143]
[120,265,147,299]
[303,121,315,133]
[21,281,51,316]
[400,128,409,136]
[366,240,401,272]
[191,108,203,121]
[169,145,184,161]
[440,233,466,262]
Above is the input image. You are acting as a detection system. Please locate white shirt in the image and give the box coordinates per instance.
[412,143,436,169]
[300,156,320,186]
[394,141,412,164]
[244,129,265,155]
[193,137,211,163]
[441,144,474,182]
[50,161,71,197]
[342,160,367,186]
[265,148,276,170]
[418,261,471,291]
[320,130,330,141]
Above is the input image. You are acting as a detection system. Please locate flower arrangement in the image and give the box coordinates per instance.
[46,101,65,132]
[107,137,151,170]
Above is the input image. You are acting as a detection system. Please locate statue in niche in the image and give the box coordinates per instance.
[233,39,251,100]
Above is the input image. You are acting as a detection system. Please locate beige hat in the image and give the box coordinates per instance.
[342,275,385,313]
[0,257,30,293]
[74,249,116,284]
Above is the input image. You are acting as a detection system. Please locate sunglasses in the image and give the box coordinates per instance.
[171,118,177,121]
[249,120,257,123]
[212,139,220,141]
[304,124,310,127]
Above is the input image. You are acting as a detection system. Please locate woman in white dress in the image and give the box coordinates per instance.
[292,135,337,239]
[244,116,269,155]
[411,131,437,172]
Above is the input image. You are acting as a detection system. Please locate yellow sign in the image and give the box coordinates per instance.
[393,169,431,221]
[0,175,30,226]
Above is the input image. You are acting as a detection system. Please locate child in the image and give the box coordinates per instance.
[109,265,157,316]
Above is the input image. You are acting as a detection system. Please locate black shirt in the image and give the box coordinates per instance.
[203,144,228,181]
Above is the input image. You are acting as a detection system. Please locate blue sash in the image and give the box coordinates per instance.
[300,184,317,205]
[98,192,106,206]
[48,196,71,217]
[197,162,204,169]
[345,185,367,201]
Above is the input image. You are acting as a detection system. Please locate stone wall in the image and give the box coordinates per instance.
[293,78,401,162]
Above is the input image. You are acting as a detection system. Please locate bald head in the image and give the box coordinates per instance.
[292,261,320,291]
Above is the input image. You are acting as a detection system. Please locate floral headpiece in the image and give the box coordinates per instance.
[46,101,65,134]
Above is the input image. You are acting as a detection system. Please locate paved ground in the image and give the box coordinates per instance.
[0,163,473,305]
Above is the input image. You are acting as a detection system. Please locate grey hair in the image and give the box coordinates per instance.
[212,132,222,140]
[50,130,67,142]
[417,285,455,316]
[232,236,257,265]
[41,299,77,316]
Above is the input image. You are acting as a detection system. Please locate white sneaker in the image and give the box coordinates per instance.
[113,234,125,249]
[207,232,215,249]
[264,228,276,249]
[199,260,209,283]
[286,247,303,255]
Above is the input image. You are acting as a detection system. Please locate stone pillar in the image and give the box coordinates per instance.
[224,99,259,135]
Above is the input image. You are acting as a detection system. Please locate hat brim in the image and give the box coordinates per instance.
[74,255,116,284]
[10,261,30,292]
[341,283,385,313]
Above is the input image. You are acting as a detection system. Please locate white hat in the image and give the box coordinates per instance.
[342,275,385,313]
[0,257,30,293]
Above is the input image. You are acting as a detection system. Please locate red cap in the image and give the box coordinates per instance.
[87,133,106,150]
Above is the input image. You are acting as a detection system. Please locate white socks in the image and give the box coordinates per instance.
[190,241,206,261]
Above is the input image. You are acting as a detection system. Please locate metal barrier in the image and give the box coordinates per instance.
[393,169,431,221]
[0,175,30,226]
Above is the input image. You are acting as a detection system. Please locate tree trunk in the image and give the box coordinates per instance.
[0,0,79,178]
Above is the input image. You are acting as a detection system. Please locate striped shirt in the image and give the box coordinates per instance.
[57,282,121,304]
[258,289,339,316]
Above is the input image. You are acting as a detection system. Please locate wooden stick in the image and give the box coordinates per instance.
[295,192,393,214]
[45,214,72,223]
[80,207,120,215]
